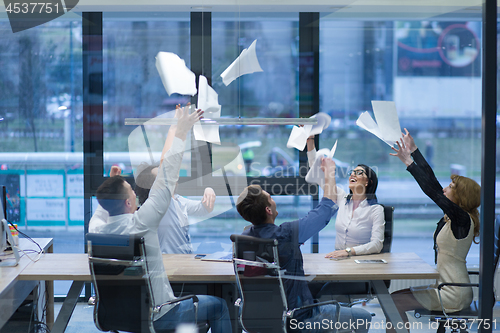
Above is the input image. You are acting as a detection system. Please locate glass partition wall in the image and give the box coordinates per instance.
[1,0,495,322]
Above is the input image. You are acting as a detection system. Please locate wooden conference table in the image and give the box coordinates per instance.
[19,252,438,333]
[0,238,53,329]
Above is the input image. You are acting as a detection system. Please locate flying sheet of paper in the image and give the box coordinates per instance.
[305,140,338,188]
[309,112,331,136]
[194,75,222,144]
[371,101,402,144]
[286,112,331,151]
[356,101,401,147]
[220,39,263,86]
[155,52,197,96]
[286,125,313,151]
[197,75,220,113]
[193,106,221,145]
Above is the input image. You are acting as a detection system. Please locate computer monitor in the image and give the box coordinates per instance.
[0,185,19,266]
[0,185,5,222]
[0,185,7,251]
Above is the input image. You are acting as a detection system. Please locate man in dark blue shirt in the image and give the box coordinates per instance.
[236,158,371,333]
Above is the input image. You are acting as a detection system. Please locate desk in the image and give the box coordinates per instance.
[0,238,53,330]
[20,252,438,333]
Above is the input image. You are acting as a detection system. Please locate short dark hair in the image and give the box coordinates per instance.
[134,163,158,205]
[96,176,129,215]
[236,185,270,225]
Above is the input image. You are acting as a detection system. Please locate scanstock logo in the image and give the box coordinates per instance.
[3,0,79,33]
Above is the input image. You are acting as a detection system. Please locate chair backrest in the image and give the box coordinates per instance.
[380,205,394,253]
[87,233,152,333]
[230,234,288,333]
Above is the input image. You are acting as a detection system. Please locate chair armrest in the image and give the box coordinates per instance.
[286,300,340,319]
[436,283,479,318]
[154,295,199,313]
[437,283,479,290]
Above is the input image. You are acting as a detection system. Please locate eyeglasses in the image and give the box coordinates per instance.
[348,169,366,176]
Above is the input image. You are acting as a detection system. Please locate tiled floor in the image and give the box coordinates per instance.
[2,299,500,333]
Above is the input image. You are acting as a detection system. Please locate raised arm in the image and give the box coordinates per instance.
[391,132,469,230]
[159,104,183,165]
[306,135,316,168]
[321,157,337,203]
[181,187,216,217]
[136,107,203,229]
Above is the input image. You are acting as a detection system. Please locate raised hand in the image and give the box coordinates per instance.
[109,165,122,177]
[175,104,204,141]
[402,128,417,153]
[201,187,216,212]
[390,139,413,167]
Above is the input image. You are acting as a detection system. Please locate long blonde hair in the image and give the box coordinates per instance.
[450,174,481,244]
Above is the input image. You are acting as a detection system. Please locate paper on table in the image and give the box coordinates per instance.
[305,140,338,188]
[155,52,197,96]
[220,39,263,86]
[286,125,313,150]
[355,101,401,147]
[194,75,222,144]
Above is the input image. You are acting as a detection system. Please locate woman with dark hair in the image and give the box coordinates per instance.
[306,137,385,259]
[388,129,480,332]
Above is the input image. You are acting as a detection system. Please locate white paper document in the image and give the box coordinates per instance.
[286,125,313,151]
[155,52,197,96]
[305,140,338,188]
[309,112,331,136]
[220,39,263,86]
[356,101,401,147]
[286,112,331,151]
[194,75,221,144]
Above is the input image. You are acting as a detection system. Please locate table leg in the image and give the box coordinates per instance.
[50,281,85,333]
[46,280,54,329]
[371,280,408,333]
[45,241,54,329]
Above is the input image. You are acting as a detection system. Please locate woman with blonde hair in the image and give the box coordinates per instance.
[389,129,480,331]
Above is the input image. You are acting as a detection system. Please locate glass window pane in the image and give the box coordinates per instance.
[0,16,83,296]
[213,13,300,177]
[103,12,191,177]
[319,17,481,266]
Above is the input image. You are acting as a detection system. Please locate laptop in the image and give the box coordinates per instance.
[200,251,232,262]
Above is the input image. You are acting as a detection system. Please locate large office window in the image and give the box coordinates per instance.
[0,16,83,295]
[0,16,83,241]
[318,18,482,265]
[1,2,494,299]
[213,13,300,178]
[102,12,191,176]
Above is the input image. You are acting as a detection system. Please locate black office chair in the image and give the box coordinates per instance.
[381,204,394,254]
[87,233,209,333]
[230,234,341,333]
[413,216,500,333]
[314,204,394,306]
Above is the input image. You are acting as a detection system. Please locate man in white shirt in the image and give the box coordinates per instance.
[94,107,231,333]
[88,165,122,233]
[134,162,215,254]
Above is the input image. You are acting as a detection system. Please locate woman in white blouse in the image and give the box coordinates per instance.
[306,136,385,258]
